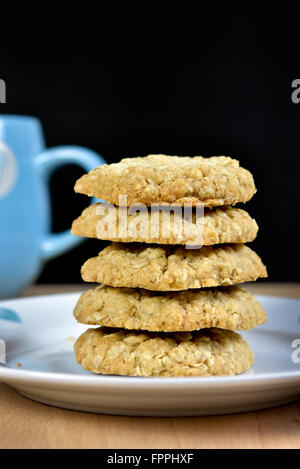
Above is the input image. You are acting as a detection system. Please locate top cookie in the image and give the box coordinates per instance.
[74,154,256,207]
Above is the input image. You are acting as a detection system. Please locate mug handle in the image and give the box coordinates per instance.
[35,145,105,261]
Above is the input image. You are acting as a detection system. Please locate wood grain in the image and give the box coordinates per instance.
[1,282,300,449]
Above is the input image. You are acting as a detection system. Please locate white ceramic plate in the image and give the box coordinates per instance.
[0,292,300,416]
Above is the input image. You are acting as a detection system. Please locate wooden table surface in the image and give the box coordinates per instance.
[1,283,300,449]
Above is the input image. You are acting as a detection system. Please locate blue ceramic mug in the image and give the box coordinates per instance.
[0,115,105,299]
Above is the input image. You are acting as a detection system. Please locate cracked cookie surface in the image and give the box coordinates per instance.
[74,285,267,332]
[81,243,267,290]
[72,204,258,245]
[74,154,256,207]
[74,327,254,377]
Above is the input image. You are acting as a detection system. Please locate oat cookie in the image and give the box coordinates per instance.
[74,327,254,377]
[81,243,267,291]
[82,243,268,291]
[74,285,267,332]
[71,204,258,245]
[74,155,256,207]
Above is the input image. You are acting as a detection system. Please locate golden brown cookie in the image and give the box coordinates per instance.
[81,243,267,291]
[74,327,254,377]
[74,155,256,207]
[74,285,267,332]
[71,204,258,246]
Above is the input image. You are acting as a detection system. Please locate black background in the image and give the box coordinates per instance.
[1,3,299,283]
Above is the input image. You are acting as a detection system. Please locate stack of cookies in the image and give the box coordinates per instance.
[71,155,267,377]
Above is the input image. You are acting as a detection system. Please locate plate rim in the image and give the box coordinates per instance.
[1,364,300,391]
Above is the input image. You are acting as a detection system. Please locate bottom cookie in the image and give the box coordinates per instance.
[74,327,254,377]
